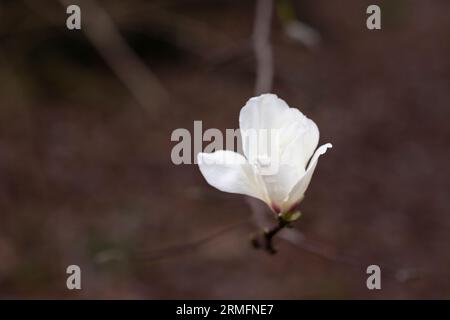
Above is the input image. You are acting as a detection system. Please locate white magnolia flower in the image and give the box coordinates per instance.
[197,94,332,215]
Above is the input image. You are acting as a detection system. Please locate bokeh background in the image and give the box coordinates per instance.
[0,0,449,299]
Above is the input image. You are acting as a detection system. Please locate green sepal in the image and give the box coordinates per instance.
[280,210,301,223]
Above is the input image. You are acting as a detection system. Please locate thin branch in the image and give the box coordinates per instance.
[58,0,169,112]
[134,218,252,264]
[279,227,420,283]
[253,0,274,94]
[251,216,290,254]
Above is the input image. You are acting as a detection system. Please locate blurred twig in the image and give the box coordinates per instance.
[280,227,420,283]
[58,0,169,112]
[276,0,321,49]
[135,218,251,264]
[253,0,273,94]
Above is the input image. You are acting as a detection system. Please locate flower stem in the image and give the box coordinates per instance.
[251,216,290,254]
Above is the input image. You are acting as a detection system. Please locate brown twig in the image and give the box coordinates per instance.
[251,216,290,254]
[134,218,252,264]
[58,0,169,112]
[253,0,274,94]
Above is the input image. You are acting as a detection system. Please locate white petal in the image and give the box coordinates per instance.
[283,143,332,211]
[258,163,302,212]
[197,151,268,204]
[279,108,319,169]
[239,94,290,132]
[239,94,319,170]
[261,122,320,212]
[239,94,289,159]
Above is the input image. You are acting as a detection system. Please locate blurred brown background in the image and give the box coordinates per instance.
[0,0,449,298]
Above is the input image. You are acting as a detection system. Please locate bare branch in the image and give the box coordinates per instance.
[251,216,290,254]
[58,0,169,112]
[134,218,252,264]
[253,0,274,94]
[280,227,421,283]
